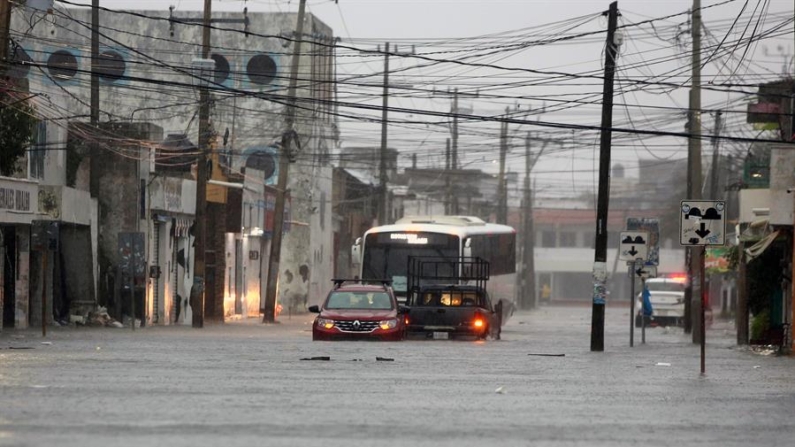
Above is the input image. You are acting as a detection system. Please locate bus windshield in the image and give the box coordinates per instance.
[362,232,459,292]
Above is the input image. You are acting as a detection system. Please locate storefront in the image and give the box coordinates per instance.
[0,177,38,330]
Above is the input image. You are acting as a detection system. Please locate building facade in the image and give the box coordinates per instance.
[9,5,338,323]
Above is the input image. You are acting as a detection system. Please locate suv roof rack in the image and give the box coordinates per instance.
[331,278,392,289]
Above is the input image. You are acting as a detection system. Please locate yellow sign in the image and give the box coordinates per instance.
[206,150,228,204]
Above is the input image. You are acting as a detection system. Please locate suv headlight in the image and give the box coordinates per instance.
[317,318,334,329]
[379,319,398,330]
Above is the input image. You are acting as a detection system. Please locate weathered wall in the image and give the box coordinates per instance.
[13,7,338,316]
[59,225,95,311]
[15,226,30,329]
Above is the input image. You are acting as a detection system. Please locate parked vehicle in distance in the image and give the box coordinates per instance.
[308,280,407,341]
[635,276,686,327]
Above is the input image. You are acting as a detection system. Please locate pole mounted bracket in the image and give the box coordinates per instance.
[169,5,250,38]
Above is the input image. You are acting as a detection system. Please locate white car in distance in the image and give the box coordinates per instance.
[636,277,686,327]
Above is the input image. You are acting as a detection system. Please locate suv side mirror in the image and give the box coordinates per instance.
[308,305,320,313]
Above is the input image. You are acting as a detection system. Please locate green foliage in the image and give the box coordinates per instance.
[750,308,770,341]
[0,93,38,176]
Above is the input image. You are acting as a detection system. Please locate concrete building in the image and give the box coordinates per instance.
[0,89,98,331]
[9,5,338,321]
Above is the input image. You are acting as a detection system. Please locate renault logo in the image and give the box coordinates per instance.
[353,320,361,329]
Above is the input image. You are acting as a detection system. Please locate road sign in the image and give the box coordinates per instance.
[635,265,657,279]
[679,200,726,246]
[626,218,659,266]
[619,231,648,262]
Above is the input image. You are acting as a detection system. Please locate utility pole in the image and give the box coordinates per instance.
[0,0,11,72]
[452,88,459,171]
[686,0,704,343]
[89,0,100,197]
[190,0,213,328]
[451,88,459,214]
[590,1,619,352]
[497,107,509,224]
[263,0,307,323]
[378,42,390,225]
[521,132,536,310]
[445,138,452,215]
[376,43,414,223]
[709,111,722,199]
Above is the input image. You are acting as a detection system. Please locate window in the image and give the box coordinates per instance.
[47,50,78,80]
[541,230,556,248]
[210,53,230,84]
[559,232,576,247]
[30,121,46,180]
[97,50,126,82]
[326,291,392,309]
[470,233,516,275]
[582,231,595,248]
[247,54,277,85]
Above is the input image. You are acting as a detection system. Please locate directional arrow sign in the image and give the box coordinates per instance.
[680,200,726,246]
[618,231,648,262]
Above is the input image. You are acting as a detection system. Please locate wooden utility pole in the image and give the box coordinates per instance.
[190,0,213,328]
[378,42,390,225]
[0,0,12,72]
[590,1,619,352]
[687,0,704,344]
[263,0,307,323]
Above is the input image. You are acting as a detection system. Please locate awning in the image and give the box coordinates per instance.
[739,218,771,243]
[745,230,780,262]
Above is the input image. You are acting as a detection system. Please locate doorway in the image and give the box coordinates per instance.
[2,227,17,328]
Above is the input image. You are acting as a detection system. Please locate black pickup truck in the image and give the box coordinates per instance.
[404,257,502,340]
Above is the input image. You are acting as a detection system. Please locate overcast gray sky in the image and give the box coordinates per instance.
[74,0,795,198]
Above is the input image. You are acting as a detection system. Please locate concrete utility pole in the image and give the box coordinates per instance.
[376,43,414,224]
[590,1,619,353]
[378,42,390,225]
[191,0,214,328]
[451,88,459,214]
[0,0,12,73]
[686,0,704,343]
[263,0,307,324]
[497,107,509,224]
[445,138,452,215]
[521,132,536,310]
[89,0,100,198]
[709,111,722,199]
[452,88,459,171]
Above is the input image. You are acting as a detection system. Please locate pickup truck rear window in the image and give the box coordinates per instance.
[415,291,484,308]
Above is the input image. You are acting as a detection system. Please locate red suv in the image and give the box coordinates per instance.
[308,280,407,341]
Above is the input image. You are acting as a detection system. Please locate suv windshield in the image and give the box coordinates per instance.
[326,291,393,310]
[646,281,685,292]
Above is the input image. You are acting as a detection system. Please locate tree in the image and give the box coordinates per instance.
[0,90,37,176]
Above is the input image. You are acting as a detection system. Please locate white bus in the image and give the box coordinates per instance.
[352,216,517,312]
